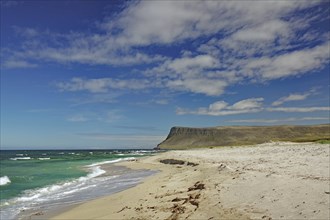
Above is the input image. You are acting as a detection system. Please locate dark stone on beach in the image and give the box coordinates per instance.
[188,182,205,191]
[171,204,185,214]
[187,162,199,167]
[34,211,43,216]
[172,197,187,202]
[160,159,185,165]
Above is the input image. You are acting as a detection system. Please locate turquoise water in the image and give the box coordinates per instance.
[0,149,158,219]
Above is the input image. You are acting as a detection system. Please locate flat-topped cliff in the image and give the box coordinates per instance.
[156,124,330,149]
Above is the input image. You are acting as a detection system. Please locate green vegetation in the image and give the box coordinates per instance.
[316,139,330,144]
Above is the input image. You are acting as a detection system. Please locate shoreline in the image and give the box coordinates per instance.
[34,142,329,219]
[23,163,158,220]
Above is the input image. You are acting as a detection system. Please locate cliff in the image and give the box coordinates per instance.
[156,124,330,149]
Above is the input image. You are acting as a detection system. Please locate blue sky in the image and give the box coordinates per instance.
[1,0,329,149]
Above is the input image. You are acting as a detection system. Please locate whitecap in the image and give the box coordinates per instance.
[86,157,136,167]
[38,158,51,160]
[14,166,107,203]
[0,176,11,186]
[79,166,106,181]
[10,157,31,161]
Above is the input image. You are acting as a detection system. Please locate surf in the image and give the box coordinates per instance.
[0,176,11,186]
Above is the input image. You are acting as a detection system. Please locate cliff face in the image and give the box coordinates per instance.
[157,124,330,149]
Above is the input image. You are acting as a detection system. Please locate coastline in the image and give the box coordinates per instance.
[21,163,157,220]
[46,142,328,219]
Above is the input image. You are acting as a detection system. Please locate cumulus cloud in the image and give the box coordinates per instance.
[104,1,318,46]
[2,1,329,98]
[177,98,264,116]
[246,43,329,80]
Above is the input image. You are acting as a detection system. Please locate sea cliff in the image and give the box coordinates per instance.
[157,124,330,149]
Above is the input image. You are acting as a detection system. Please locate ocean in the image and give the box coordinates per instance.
[0,149,159,219]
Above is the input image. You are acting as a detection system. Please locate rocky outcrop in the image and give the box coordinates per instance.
[156,124,330,149]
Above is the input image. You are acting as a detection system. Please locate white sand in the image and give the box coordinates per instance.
[49,142,330,220]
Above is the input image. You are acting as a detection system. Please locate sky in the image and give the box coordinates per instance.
[0,0,329,149]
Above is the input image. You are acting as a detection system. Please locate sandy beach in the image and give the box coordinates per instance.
[48,142,329,220]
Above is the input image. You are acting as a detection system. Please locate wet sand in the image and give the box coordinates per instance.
[48,142,329,219]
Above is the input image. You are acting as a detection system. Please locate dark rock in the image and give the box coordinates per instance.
[188,182,205,191]
[159,159,185,165]
[171,197,187,202]
[187,162,199,167]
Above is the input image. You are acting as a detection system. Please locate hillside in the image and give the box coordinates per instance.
[156,124,330,149]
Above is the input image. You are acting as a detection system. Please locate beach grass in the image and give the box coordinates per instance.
[316,139,330,144]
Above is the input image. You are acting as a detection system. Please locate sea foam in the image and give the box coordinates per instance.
[38,158,51,160]
[86,157,136,167]
[14,165,107,203]
[0,176,11,186]
[10,157,31,161]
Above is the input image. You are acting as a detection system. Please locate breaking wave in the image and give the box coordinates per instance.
[0,176,11,186]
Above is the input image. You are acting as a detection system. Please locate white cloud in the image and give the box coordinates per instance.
[231,98,264,110]
[2,1,328,100]
[13,27,39,38]
[267,107,330,113]
[226,42,329,81]
[3,60,37,69]
[67,115,89,122]
[209,101,228,111]
[228,117,329,124]
[177,94,329,116]
[231,20,290,43]
[105,1,317,46]
[38,46,165,66]
[257,43,329,80]
[177,98,264,116]
[3,1,322,66]
[167,55,218,73]
[57,77,151,93]
[272,91,313,106]
[166,78,227,96]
